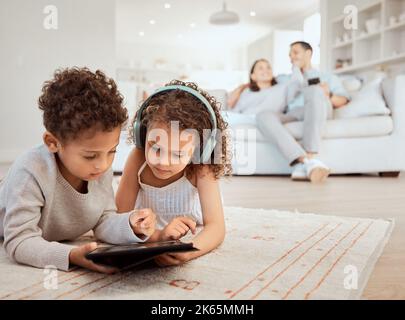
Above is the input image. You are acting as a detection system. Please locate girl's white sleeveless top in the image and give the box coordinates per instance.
[134,162,203,229]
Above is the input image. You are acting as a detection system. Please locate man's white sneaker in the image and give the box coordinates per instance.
[304,159,330,183]
[291,162,308,181]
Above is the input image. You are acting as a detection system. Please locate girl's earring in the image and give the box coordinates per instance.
[54,142,61,151]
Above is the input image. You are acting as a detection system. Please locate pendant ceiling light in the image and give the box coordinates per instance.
[209,2,240,25]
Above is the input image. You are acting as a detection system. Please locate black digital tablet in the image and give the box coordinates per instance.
[85,240,198,270]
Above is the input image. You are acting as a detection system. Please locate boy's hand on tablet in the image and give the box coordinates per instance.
[130,208,156,238]
[160,216,197,241]
[69,242,119,274]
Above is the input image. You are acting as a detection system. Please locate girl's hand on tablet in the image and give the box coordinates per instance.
[159,216,196,241]
[69,242,119,274]
[130,208,156,238]
[154,252,191,267]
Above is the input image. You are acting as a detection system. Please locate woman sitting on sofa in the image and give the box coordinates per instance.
[228,59,289,115]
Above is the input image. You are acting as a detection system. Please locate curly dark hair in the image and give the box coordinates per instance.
[129,80,232,180]
[38,67,128,142]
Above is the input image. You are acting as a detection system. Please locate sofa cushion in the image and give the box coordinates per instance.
[228,114,393,142]
[334,77,391,119]
[285,116,393,140]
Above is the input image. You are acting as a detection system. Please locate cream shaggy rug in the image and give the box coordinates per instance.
[0,207,394,300]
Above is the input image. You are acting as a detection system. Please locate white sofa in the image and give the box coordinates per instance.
[222,75,405,176]
[112,75,405,176]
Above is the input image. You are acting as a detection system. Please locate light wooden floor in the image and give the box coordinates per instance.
[1,163,404,299]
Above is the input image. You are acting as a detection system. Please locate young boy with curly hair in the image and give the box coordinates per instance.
[0,67,156,273]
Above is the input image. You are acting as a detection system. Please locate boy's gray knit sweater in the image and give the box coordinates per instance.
[0,144,146,271]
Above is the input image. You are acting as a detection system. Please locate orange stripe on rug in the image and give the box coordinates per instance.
[0,266,81,300]
[55,269,133,300]
[54,273,111,300]
[304,221,374,300]
[75,271,133,300]
[229,222,329,299]
[18,270,90,300]
[281,222,362,300]
[250,223,343,300]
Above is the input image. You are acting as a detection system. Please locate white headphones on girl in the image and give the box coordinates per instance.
[133,85,218,163]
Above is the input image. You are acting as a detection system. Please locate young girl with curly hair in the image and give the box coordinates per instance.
[116,80,232,267]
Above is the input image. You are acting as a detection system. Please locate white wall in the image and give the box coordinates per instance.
[0,0,116,163]
[115,41,248,100]
[247,30,305,76]
[117,42,245,72]
[247,2,319,76]
[247,33,274,69]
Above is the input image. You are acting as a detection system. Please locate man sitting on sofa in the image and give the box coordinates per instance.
[256,41,351,183]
